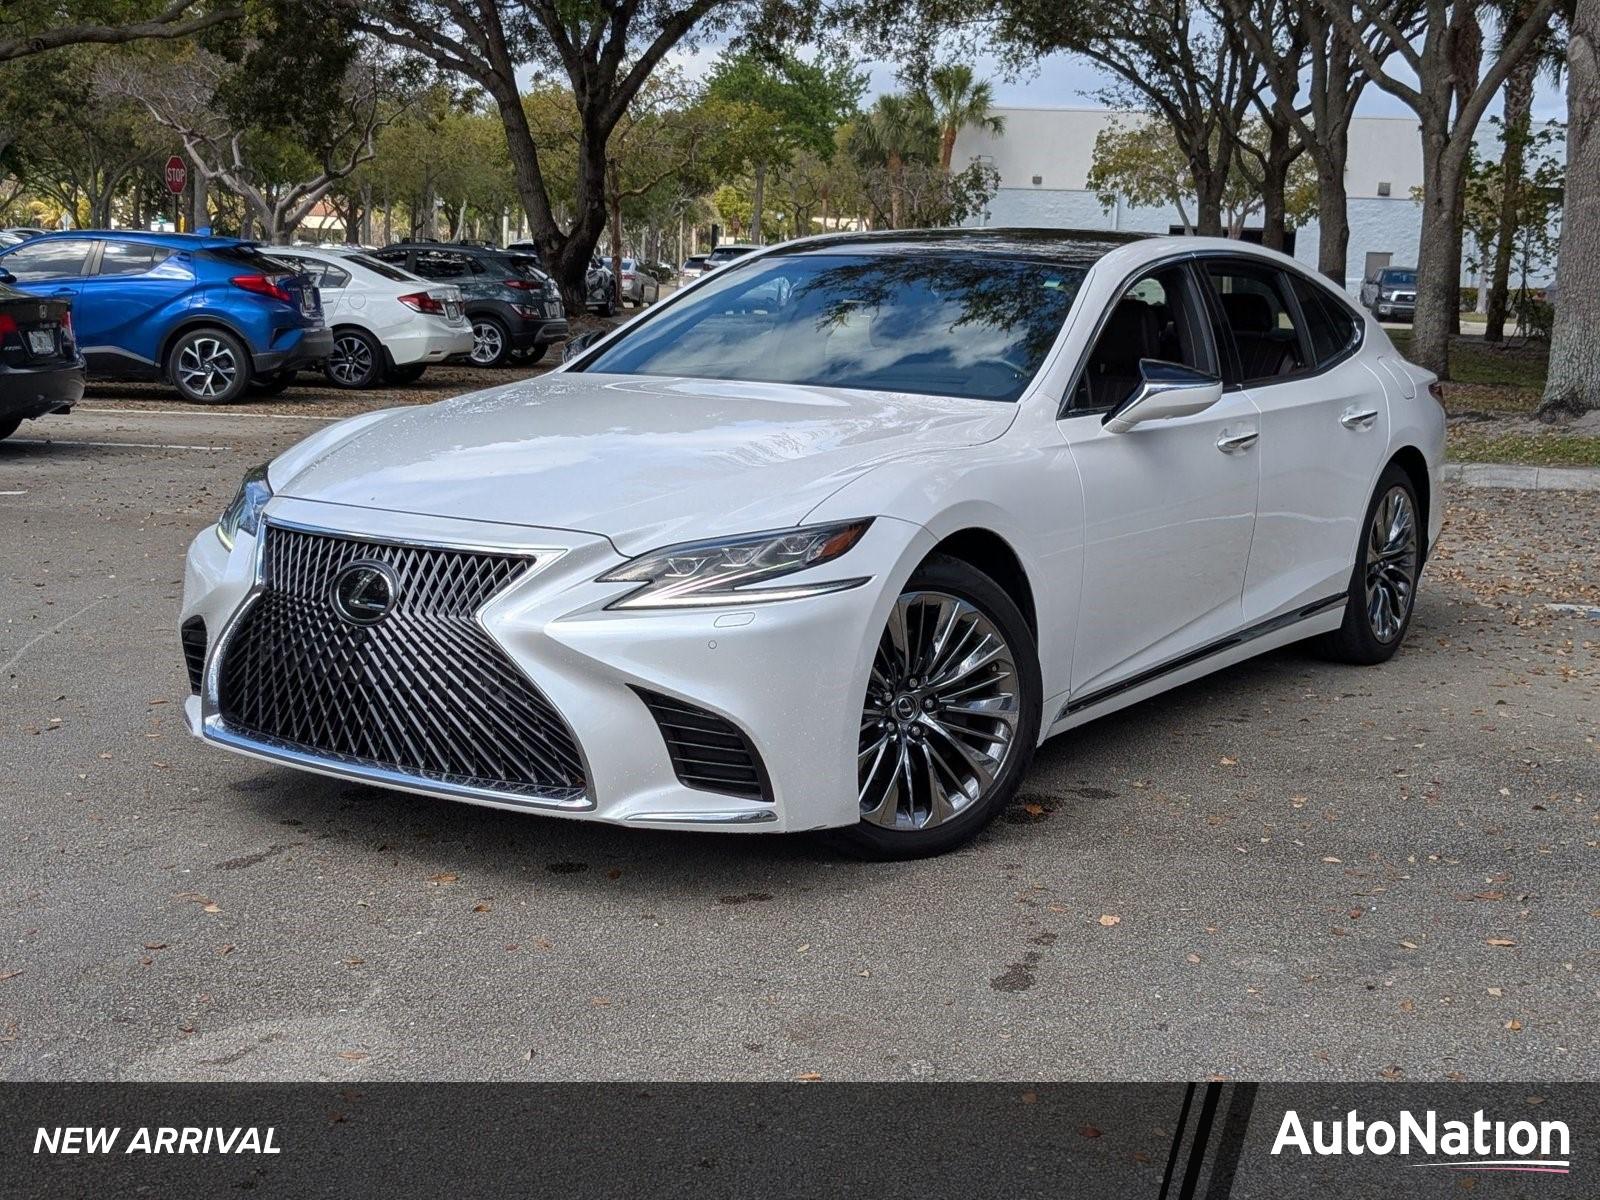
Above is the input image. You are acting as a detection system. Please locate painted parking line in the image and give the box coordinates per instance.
[9,438,232,451]
[79,406,344,422]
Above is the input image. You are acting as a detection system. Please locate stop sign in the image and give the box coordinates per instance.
[164,156,187,195]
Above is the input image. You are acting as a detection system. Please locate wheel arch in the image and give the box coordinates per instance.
[1385,444,1431,564]
[158,315,255,375]
[927,527,1038,641]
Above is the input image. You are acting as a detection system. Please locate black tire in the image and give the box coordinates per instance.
[248,368,296,396]
[323,327,383,389]
[0,417,21,441]
[468,315,512,367]
[1317,463,1423,665]
[829,553,1042,861]
[166,327,251,405]
[385,363,427,385]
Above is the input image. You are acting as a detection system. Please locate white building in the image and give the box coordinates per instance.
[951,106,1511,295]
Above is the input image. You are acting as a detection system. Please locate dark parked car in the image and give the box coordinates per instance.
[0,283,84,441]
[372,242,567,366]
[1359,266,1418,322]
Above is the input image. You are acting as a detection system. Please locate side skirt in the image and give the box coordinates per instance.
[1045,594,1347,738]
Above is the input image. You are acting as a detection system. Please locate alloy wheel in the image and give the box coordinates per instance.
[176,337,238,399]
[470,320,504,365]
[1365,485,1418,642]
[328,333,374,385]
[859,590,1020,830]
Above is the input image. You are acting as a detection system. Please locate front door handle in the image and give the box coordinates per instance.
[1216,430,1259,454]
[1340,407,1379,430]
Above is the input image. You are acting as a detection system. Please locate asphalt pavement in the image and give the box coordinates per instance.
[1,402,1595,1082]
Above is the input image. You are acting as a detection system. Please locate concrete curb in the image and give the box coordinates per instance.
[1442,462,1600,491]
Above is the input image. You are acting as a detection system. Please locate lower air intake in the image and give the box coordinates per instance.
[634,687,771,801]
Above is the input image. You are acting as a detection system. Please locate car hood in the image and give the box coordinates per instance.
[273,373,1017,554]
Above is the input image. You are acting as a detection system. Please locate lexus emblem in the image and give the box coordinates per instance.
[331,560,399,625]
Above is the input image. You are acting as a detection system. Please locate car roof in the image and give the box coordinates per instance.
[14,229,248,250]
[767,227,1150,267]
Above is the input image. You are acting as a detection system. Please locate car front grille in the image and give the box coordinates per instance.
[216,525,586,801]
[634,687,770,801]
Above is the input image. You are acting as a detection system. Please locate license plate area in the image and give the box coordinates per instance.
[26,327,56,355]
[445,301,461,321]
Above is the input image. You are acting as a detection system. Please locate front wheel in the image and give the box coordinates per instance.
[1318,465,1422,664]
[167,328,251,404]
[0,417,21,441]
[831,554,1042,860]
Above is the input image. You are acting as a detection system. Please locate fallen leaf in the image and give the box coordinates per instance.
[1186,953,1202,964]
[1487,987,1503,997]
[1079,1126,1103,1139]
[336,1051,368,1062]
[1219,756,1239,767]
[1399,940,1420,950]
[1485,938,1517,947]
[1098,914,1121,927]
[795,1072,822,1082]
[472,903,492,913]
[426,872,459,886]
[1505,1018,1523,1031]
[143,942,168,951]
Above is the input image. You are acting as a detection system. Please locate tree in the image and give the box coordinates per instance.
[1315,0,1560,376]
[0,0,242,64]
[1539,0,1599,418]
[352,0,827,311]
[851,92,937,228]
[705,50,863,243]
[923,62,1004,172]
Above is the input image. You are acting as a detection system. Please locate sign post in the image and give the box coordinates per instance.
[164,156,187,232]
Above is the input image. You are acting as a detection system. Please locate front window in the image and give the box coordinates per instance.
[577,251,1086,403]
[1381,270,1417,287]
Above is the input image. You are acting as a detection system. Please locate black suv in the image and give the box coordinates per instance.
[371,242,568,366]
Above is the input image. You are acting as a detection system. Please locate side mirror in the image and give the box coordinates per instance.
[1103,360,1222,434]
[562,329,605,363]
[0,268,14,284]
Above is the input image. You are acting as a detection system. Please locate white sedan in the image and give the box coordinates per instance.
[267,246,472,388]
[180,230,1443,859]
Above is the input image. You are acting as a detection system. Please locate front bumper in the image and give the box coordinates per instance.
[1375,301,1415,320]
[181,497,929,833]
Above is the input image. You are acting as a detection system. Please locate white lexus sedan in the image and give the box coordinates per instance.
[266,246,472,388]
[180,230,1444,859]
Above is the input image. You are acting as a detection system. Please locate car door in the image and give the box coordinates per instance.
[0,237,95,305]
[74,239,187,371]
[1200,258,1389,624]
[1056,260,1261,700]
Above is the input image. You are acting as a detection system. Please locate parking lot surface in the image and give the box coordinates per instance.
[2,402,1595,1082]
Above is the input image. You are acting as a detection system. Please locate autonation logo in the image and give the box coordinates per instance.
[1272,1108,1571,1175]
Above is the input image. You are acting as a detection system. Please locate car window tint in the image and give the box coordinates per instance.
[371,248,410,268]
[203,245,296,273]
[413,251,474,279]
[282,259,350,289]
[580,251,1086,403]
[96,241,172,276]
[1205,263,1307,385]
[2,238,94,280]
[1290,275,1361,367]
[1073,264,1213,412]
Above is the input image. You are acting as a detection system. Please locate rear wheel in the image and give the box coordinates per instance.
[1318,464,1422,664]
[831,554,1041,860]
[508,345,546,366]
[167,327,250,404]
[468,316,511,367]
[0,417,21,441]
[324,327,383,389]
[385,363,427,385]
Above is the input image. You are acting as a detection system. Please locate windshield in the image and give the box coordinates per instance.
[1382,270,1417,285]
[578,251,1087,403]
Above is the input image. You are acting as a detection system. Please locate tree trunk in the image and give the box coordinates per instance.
[192,166,208,233]
[1193,168,1226,237]
[1410,131,1466,376]
[887,153,905,229]
[1538,0,1600,418]
[607,158,624,311]
[1485,51,1537,342]
[751,160,767,245]
[940,125,957,173]
[1315,160,1351,286]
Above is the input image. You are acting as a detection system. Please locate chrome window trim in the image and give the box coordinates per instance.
[199,517,597,812]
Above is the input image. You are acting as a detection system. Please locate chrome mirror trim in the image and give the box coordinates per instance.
[1103,359,1224,433]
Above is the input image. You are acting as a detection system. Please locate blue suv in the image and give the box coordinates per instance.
[0,231,333,404]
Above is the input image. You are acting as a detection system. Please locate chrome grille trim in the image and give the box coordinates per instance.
[207,521,591,809]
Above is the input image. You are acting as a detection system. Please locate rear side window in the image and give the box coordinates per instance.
[2,238,94,280]
[278,258,350,289]
[97,241,172,276]
[203,245,298,273]
[347,253,413,282]
[1204,262,1307,385]
[412,251,476,279]
[1290,275,1362,367]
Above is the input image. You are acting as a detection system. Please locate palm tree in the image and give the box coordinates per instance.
[852,93,936,228]
[925,64,1005,173]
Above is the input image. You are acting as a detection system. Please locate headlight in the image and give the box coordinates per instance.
[597,520,873,609]
[216,463,272,550]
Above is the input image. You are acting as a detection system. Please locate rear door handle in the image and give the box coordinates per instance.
[1341,407,1379,430]
[1216,430,1259,454]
